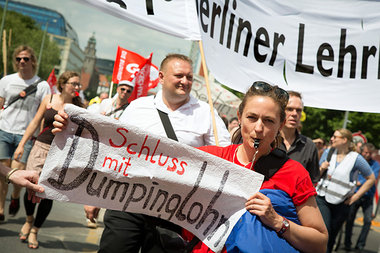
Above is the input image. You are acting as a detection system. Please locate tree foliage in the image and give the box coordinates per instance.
[0,8,60,79]
[302,107,380,148]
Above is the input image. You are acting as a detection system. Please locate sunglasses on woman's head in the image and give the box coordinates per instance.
[251,81,289,100]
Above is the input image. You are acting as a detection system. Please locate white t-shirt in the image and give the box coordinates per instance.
[97,98,127,120]
[0,73,50,135]
[119,90,231,147]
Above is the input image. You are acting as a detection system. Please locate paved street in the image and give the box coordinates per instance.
[335,215,380,253]
[0,186,379,252]
[0,186,104,252]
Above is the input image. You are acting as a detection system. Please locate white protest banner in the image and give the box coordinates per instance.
[191,75,241,119]
[38,104,263,252]
[75,0,380,112]
[197,0,380,113]
[76,0,200,40]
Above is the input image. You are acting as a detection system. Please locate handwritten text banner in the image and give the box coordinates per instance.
[38,104,264,252]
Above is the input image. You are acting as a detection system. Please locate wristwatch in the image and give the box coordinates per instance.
[277,217,290,237]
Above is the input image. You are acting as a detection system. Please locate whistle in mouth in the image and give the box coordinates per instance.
[254,139,260,149]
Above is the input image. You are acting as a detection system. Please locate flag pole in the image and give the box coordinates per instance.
[109,81,114,98]
[2,29,7,76]
[198,40,219,146]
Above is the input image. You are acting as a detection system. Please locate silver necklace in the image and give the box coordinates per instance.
[233,146,252,168]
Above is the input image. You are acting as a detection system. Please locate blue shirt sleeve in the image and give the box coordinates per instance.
[353,154,373,178]
[319,148,329,166]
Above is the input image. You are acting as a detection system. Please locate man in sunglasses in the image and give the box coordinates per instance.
[0,45,50,221]
[97,80,134,120]
[279,91,320,185]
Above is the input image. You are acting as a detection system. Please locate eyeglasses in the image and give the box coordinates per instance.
[332,135,344,139]
[251,81,289,100]
[16,57,30,62]
[67,82,82,88]
[120,88,132,93]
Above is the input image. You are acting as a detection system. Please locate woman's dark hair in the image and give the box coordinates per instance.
[57,71,84,108]
[231,81,289,146]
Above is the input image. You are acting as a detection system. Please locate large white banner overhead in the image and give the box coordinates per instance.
[76,0,200,40]
[76,0,380,112]
[196,0,380,113]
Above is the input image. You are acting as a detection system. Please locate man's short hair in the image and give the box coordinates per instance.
[361,142,376,153]
[287,90,302,99]
[160,53,193,71]
[12,45,37,74]
[229,117,238,123]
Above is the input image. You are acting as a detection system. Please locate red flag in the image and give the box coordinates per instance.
[112,46,147,84]
[128,53,153,103]
[47,68,57,94]
[148,63,160,90]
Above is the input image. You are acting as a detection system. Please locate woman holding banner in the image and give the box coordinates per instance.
[183,81,328,253]
[14,71,84,249]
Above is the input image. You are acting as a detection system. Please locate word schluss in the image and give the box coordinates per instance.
[108,128,188,175]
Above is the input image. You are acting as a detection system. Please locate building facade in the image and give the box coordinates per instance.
[0,0,85,75]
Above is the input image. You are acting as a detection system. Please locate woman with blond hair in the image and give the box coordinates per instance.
[317,128,375,253]
[14,71,83,249]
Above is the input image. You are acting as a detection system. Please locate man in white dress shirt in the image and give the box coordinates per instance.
[88,54,230,252]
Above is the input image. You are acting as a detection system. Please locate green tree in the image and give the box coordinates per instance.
[302,107,380,148]
[0,8,60,79]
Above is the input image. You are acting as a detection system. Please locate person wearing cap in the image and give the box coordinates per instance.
[97,80,134,119]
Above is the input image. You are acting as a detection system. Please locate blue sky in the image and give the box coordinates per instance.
[18,0,193,66]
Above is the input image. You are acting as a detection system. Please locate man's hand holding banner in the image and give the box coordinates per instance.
[38,104,264,252]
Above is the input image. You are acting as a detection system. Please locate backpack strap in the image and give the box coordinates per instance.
[104,102,129,117]
[318,148,336,181]
[254,148,289,181]
[156,109,178,142]
[4,78,43,110]
[326,147,335,162]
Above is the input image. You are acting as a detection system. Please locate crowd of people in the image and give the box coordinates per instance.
[0,44,379,252]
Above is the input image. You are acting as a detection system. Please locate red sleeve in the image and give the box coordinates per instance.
[262,159,316,206]
[292,174,317,206]
[197,145,237,163]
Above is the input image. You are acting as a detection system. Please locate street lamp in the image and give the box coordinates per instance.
[36,19,56,75]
